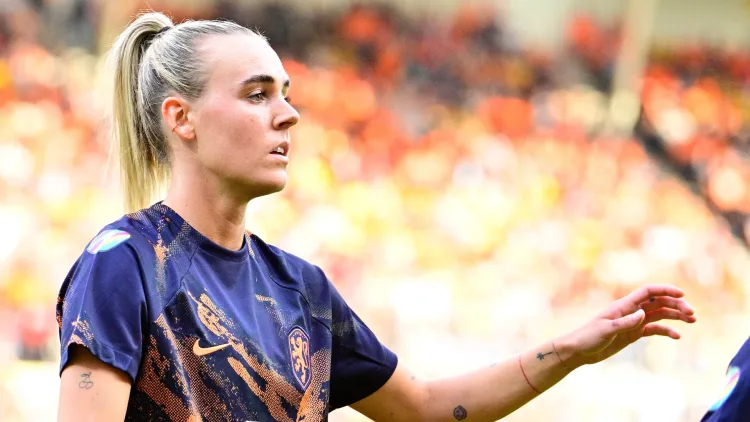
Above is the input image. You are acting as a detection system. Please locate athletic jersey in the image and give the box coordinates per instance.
[701,337,750,422]
[57,203,398,422]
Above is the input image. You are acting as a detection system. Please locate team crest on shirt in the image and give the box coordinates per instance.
[86,230,131,254]
[288,327,311,389]
[709,365,741,411]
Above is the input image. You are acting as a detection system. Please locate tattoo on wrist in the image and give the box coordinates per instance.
[453,405,467,420]
[79,372,93,389]
[536,352,554,361]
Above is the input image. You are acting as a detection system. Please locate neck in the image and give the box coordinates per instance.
[163,171,248,251]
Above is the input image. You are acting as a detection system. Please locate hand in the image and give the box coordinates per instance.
[558,284,697,368]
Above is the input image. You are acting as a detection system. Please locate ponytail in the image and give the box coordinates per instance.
[110,13,173,212]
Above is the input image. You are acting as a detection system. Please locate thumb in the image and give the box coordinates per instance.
[608,308,645,335]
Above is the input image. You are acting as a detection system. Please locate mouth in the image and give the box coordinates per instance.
[270,141,290,157]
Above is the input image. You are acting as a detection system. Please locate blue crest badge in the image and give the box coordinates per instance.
[288,327,311,389]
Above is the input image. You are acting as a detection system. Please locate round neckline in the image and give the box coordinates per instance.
[155,202,250,262]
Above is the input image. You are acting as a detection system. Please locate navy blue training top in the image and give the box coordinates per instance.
[701,337,750,421]
[57,203,398,422]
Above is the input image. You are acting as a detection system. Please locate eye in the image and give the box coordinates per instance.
[247,92,266,103]
[284,96,292,104]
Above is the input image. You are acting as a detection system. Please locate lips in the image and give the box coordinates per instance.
[270,141,290,156]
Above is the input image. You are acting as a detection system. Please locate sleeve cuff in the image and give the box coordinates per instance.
[329,346,399,410]
[59,336,139,384]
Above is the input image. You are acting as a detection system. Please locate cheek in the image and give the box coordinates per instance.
[198,104,267,156]
[224,113,265,151]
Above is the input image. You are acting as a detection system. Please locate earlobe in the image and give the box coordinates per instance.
[180,114,196,140]
[172,123,195,141]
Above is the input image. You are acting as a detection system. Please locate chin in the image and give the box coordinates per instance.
[242,176,287,200]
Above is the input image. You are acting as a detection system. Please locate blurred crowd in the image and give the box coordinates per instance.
[2,0,750,421]
[638,44,750,243]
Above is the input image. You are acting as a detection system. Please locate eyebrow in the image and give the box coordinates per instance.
[239,74,290,88]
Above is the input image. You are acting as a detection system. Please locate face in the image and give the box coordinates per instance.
[186,33,299,199]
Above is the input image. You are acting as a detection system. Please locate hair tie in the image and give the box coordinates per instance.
[155,26,172,37]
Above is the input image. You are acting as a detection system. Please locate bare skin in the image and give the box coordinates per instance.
[58,346,131,421]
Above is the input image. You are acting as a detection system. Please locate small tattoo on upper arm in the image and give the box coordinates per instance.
[79,372,93,389]
[453,405,467,420]
[410,375,416,381]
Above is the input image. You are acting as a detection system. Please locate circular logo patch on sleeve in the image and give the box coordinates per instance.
[709,366,741,411]
[86,230,131,254]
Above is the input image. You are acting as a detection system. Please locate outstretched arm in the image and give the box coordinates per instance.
[351,284,696,422]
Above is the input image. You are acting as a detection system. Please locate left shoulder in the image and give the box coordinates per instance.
[248,234,327,282]
[248,233,334,310]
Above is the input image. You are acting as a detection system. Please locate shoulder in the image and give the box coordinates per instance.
[249,234,336,320]
[249,234,328,285]
[81,214,158,266]
[733,336,750,361]
[61,216,153,297]
[702,337,750,421]
[61,209,185,302]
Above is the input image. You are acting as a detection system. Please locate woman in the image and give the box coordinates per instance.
[57,12,697,422]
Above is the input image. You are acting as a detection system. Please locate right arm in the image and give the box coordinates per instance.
[56,229,147,422]
[58,345,131,422]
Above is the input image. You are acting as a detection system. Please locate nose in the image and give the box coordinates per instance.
[273,98,300,131]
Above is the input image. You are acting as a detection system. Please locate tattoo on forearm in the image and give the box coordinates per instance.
[79,372,93,389]
[536,352,554,361]
[453,405,467,420]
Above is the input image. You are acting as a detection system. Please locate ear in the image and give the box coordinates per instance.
[162,95,195,140]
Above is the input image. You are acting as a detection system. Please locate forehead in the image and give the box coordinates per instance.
[198,33,287,86]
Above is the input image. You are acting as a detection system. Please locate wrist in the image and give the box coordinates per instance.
[552,336,583,371]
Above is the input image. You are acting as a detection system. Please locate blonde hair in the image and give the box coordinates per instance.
[109,12,262,212]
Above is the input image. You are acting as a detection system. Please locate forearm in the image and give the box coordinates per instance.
[358,286,694,422]
[422,338,576,422]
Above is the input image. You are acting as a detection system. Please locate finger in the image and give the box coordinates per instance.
[607,308,645,335]
[641,323,681,339]
[639,297,695,315]
[621,284,685,308]
[644,308,698,324]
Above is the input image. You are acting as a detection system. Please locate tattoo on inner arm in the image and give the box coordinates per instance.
[79,372,94,390]
[453,405,467,420]
[536,352,554,361]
